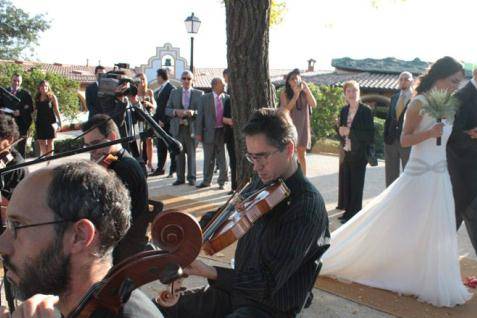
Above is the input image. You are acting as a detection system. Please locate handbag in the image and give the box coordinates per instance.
[366,144,378,167]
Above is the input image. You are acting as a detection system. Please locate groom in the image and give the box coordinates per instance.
[447,68,477,253]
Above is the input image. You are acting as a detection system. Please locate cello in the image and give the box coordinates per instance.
[66,210,202,317]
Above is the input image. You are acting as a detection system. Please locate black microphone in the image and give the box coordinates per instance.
[0,86,21,104]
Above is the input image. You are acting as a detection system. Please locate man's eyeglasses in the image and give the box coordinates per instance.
[3,219,74,239]
[245,149,281,164]
[181,77,192,81]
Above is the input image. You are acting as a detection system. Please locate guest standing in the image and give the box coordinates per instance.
[338,81,374,223]
[85,65,106,120]
[165,70,203,186]
[152,68,176,177]
[222,68,237,193]
[34,80,61,156]
[279,68,316,176]
[136,73,157,172]
[0,74,34,157]
[384,71,413,186]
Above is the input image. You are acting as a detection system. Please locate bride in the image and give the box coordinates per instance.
[321,56,472,307]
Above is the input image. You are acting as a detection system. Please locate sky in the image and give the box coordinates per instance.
[12,0,477,71]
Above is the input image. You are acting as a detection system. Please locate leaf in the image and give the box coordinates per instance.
[420,89,460,122]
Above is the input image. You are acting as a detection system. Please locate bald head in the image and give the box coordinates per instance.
[8,169,54,226]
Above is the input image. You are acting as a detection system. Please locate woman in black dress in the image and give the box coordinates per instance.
[34,80,61,156]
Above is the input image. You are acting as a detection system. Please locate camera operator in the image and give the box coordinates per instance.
[99,70,130,135]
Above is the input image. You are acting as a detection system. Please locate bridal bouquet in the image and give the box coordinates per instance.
[421,89,460,145]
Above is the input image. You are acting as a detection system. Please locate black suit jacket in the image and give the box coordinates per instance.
[339,103,375,161]
[383,92,409,145]
[85,82,101,119]
[447,81,477,166]
[223,96,233,144]
[153,82,174,124]
[0,87,33,134]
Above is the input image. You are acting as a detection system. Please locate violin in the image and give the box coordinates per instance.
[156,179,291,307]
[67,210,203,317]
[0,151,15,169]
[0,137,24,169]
[202,179,290,255]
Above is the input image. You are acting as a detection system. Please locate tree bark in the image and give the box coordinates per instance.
[225,0,274,185]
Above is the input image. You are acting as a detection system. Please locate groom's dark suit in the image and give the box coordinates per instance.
[447,79,477,253]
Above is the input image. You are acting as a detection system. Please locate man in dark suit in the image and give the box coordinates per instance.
[447,68,477,254]
[383,71,413,187]
[196,77,229,189]
[85,65,106,120]
[0,74,33,157]
[151,68,175,176]
[165,70,204,186]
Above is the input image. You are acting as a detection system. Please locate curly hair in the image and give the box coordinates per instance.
[0,114,19,140]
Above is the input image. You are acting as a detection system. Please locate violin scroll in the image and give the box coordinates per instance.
[155,277,186,307]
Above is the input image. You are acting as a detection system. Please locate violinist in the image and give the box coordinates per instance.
[156,108,330,318]
[0,161,163,317]
[0,113,28,210]
[81,114,150,265]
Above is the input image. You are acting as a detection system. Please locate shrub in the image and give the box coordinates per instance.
[374,117,385,159]
[310,84,344,147]
[53,137,84,154]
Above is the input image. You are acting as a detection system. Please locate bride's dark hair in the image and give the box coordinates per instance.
[415,56,464,94]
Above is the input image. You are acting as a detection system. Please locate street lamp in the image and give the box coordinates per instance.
[184,12,201,72]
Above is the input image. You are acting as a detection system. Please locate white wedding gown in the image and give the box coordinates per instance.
[321,97,472,307]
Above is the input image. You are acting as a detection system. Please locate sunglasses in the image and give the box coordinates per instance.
[182,77,192,81]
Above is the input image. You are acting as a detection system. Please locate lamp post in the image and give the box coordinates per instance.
[184,12,201,73]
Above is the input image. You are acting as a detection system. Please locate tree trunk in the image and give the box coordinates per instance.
[225,0,274,185]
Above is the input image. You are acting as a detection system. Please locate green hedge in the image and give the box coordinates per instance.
[374,117,385,159]
[53,138,84,154]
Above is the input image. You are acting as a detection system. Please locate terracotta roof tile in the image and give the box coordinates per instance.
[0,60,113,83]
[273,71,402,92]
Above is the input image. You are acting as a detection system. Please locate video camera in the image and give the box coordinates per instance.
[97,63,140,98]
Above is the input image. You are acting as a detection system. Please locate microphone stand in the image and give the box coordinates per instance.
[131,104,183,156]
[0,131,151,175]
[0,86,21,105]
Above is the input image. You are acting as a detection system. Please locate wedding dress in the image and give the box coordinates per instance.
[321,95,472,307]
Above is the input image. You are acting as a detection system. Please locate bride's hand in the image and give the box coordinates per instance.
[427,123,444,138]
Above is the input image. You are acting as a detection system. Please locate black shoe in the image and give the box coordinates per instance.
[150,169,165,176]
[172,180,185,186]
[188,180,196,186]
[196,182,210,189]
[227,190,235,195]
[340,218,349,224]
[218,184,225,190]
